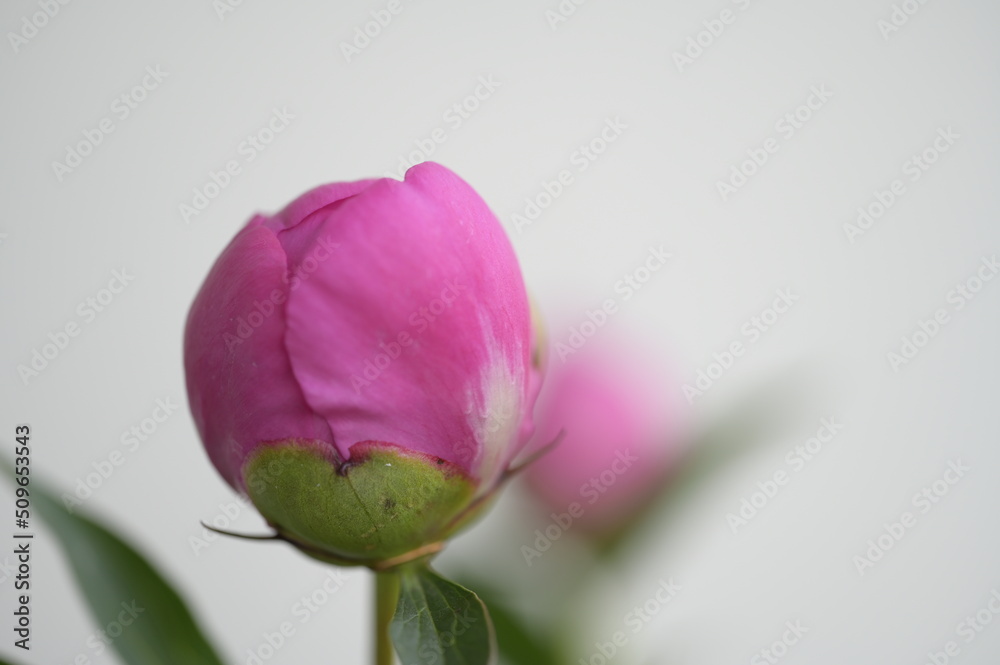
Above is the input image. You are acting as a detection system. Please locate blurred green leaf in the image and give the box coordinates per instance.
[453,577,561,665]
[0,460,225,665]
[391,566,495,665]
[488,600,561,665]
[597,374,807,557]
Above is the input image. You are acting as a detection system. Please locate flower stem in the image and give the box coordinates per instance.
[375,570,400,665]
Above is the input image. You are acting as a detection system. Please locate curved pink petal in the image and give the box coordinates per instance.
[261,179,379,233]
[278,163,533,485]
[184,224,334,489]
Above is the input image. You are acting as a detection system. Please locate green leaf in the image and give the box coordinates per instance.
[596,374,806,557]
[391,566,496,665]
[0,461,225,665]
[451,575,561,665]
[481,597,560,665]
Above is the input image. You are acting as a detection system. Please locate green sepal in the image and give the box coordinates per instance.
[244,441,476,566]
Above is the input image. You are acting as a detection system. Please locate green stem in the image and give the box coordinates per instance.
[375,570,400,665]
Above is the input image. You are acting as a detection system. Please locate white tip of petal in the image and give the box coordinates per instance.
[465,340,525,491]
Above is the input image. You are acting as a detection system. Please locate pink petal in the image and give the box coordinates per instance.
[184,224,334,489]
[261,179,379,232]
[278,163,533,484]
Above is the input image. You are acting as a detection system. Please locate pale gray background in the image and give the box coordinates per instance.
[2,0,999,663]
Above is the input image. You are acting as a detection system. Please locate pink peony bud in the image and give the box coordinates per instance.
[525,339,680,535]
[184,162,541,566]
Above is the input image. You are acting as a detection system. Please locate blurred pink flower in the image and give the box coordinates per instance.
[525,339,680,534]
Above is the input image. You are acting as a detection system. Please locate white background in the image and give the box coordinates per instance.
[2,0,999,663]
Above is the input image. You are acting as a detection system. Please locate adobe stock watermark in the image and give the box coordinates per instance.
[191,453,300,556]
[922,587,1000,665]
[418,608,480,665]
[672,0,760,73]
[0,556,17,586]
[578,578,682,665]
[843,126,960,244]
[339,0,412,63]
[190,497,253,556]
[350,278,466,394]
[457,395,521,470]
[852,459,969,576]
[726,417,844,534]
[886,254,997,372]
[180,107,295,224]
[877,0,934,41]
[511,117,628,233]
[553,245,671,362]
[682,288,799,404]
[521,449,639,566]
[384,75,502,180]
[52,66,169,182]
[59,600,144,662]
[17,268,135,386]
[244,571,349,665]
[213,0,250,21]
[7,0,73,55]
[749,620,809,665]
[716,85,834,202]
[544,0,590,31]
[223,235,339,351]
[60,398,179,513]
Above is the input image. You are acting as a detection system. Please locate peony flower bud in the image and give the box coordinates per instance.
[184,162,541,567]
[525,339,679,534]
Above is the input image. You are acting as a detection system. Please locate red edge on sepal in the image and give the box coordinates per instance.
[238,437,343,490]
[344,440,473,481]
[239,438,473,487]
